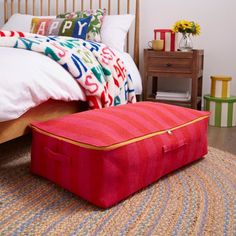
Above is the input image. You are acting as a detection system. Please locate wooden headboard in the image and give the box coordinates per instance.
[3,0,140,66]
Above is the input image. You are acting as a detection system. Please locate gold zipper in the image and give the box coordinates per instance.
[31,115,209,151]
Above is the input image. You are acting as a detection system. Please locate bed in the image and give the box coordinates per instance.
[0,0,141,144]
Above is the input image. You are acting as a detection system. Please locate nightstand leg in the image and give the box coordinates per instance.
[197,76,203,110]
[152,77,158,97]
[192,76,197,109]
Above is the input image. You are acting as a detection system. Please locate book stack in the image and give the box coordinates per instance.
[155,91,191,101]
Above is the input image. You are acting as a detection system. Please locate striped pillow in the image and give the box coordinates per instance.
[30,16,92,39]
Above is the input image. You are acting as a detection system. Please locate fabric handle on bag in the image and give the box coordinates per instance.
[44,147,71,165]
[162,138,187,153]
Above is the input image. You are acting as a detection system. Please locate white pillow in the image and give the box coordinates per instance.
[1,13,55,32]
[101,14,135,52]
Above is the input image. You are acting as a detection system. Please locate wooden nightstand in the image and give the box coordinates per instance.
[143,49,204,110]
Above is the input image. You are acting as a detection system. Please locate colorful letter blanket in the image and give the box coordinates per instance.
[0,31,136,109]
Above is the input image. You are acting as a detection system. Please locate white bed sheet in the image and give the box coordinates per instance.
[0,47,142,122]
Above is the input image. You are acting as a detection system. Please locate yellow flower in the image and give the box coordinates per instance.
[172,20,201,36]
[195,23,201,35]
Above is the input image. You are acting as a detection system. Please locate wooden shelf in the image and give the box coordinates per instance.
[146,96,202,108]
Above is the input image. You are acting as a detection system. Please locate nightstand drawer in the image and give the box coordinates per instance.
[147,57,192,74]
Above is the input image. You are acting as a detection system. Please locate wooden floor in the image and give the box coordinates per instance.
[208,126,236,154]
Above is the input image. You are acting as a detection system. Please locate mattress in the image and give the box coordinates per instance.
[31,102,210,208]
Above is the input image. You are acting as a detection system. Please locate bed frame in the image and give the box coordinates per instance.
[0,0,140,144]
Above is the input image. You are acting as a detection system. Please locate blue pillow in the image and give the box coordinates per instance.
[71,16,92,39]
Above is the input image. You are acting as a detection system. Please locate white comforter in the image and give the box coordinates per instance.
[0,47,142,122]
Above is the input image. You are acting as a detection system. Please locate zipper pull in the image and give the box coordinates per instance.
[167,130,173,135]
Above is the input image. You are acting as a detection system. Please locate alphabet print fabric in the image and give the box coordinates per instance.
[0,31,136,109]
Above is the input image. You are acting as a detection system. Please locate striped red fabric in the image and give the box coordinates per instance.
[31,102,209,148]
[31,102,209,208]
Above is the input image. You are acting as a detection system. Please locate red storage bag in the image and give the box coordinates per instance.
[31,102,209,208]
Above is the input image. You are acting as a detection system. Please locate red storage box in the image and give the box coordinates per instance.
[31,102,209,208]
[154,29,178,51]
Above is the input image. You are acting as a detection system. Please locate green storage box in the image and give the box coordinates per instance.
[204,95,236,127]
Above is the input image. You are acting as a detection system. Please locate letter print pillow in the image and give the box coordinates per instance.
[57,9,106,42]
[30,16,92,39]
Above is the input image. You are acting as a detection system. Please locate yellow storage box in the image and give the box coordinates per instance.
[210,75,232,98]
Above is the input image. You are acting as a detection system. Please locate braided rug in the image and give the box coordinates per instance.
[0,136,235,236]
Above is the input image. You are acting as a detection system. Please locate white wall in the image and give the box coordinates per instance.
[139,0,236,96]
[0,0,236,96]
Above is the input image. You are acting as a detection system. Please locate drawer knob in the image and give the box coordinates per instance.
[166,63,172,67]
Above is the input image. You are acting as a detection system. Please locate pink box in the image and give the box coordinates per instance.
[154,29,178,51]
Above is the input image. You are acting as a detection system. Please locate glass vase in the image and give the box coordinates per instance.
[179,33,193,51]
